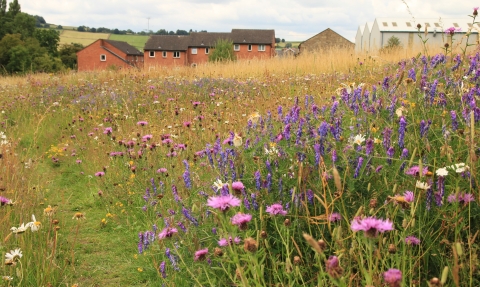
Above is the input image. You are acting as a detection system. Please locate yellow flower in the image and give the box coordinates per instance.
[44,205,54,216]
[106,213,114,218]
[137,267,143,272]
[72,212,86,220]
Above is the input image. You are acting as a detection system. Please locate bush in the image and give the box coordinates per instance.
[208,39,236,62]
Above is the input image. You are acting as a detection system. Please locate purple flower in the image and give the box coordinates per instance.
[353,157,364,178]
[231,181,245,192]
[158,227,178,239]
[325,256,343,278]
[398,116,406,148]
[218,236,241,246]
[137,121,148,126]
[231,213,252,230]
[0,196,12,206]
[405,236,420,246]
[159,261,167,278]
[445,27,461,35]
[95,171,105,177]
[265,203,287,216]
[404,191,414,203]
[157,168,168,173]
[405,166,428,176]
[194,248,208,261]
[351,217,394,237]
[206,194,241,212]
[328,212,342,223]
[384,268,402,287]
[103,127,113,134]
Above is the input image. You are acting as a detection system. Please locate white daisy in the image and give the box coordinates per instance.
[415,180,431,190]
[449,163,470,173]
[352,134,366,145]
[233,134,243,147]
[213,179,227,191]
[5,248,22,265]
[29,214,41,232]
[2,276,13,281]
[10,223,32,234]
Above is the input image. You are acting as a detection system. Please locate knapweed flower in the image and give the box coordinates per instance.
[194,248,208,261]
[218,236,241,246]
[206,194,241,212]
[351,217,394,237]
[0,196,13,206]
[384,268,402,287]
[474,7,479,16]
[448,193,475,205]
[158,227,178,239]
[328,212,342,223]
[231,213,252,230]
[405,166,428,176]
[415,180,431,190]
[103,127,113,134]
[445,27,461,35]
[137,121,148,126]
[95,171,105,177]
[157,168,168,173]
[265,203,287,216]
[231,181,245,193]
[405,236,421,246]
[325,256,343,279]
[4,248,22,265]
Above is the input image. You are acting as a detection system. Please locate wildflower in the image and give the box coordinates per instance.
[405,236,421,246]
[474,7,479,16]
[351,217,394,237]
[448,163,469,173]
[265,203,287,216]
[213,179,227,191]
[231,213,252,230]
[206,194,241,212]
[404,191,414,202]
[218,236,241,246]
[405,166,428,176]
[194,248,208,261]
[435,167,448,177]
[0,196,13,206]
[159,261,167,278]
[10,223,31,234]
[398,116,406,148]
[2,276,13,281]
[29,214,41,232]
[72,212,86,220]
[156,168,167,174]
[328,212,342,223]
[325,256,343,279]
[103,127,113,134]
[4,248,22,265]
[137,121,148,126]
[233,133,243,147]
[231,181,245,193]
[415,180,431,190]
[384,268,402,287]
[243,237,258,253]
[444,27,461,35]
[95,171,105,177]
[247,112,261,125]
[158,227,178,239]
[352,134,365,145]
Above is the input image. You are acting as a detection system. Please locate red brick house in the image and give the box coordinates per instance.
[77,39,144,71]
[144,29,275,68]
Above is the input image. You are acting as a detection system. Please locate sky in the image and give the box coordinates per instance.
[20,0,476,42]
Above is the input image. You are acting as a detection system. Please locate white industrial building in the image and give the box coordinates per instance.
[356,18,479,52]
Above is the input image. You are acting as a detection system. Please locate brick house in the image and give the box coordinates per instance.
[77,39,144,71]
[144,29,275,68]
[298,28,354,53]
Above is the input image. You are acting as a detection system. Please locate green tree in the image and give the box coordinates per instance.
[176,29,189,35]
[77,25,86,32]
[56,25,62,29]
[33,28,60,56]
[7,0,20,18]
[11,12,35,38]
[281,38,285,43]
[384,36,402,50]
[6,44,30,72]
[58,43,83,69]
[0,33,22,66]
[155,29,168,35]
[208,39,236,62]
[113,28,120,34]
[285,42,292,48]
[275,38,280,43]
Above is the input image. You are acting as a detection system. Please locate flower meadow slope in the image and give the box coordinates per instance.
[1,35,480,287]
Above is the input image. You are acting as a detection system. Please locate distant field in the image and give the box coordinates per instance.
[108,34,149,51]
[59,30,110,46]
[276,41,301,48]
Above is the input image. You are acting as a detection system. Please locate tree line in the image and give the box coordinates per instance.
[75,26,208,36]
[0,0,83,74]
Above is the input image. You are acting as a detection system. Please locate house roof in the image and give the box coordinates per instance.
[189,32,232,47]
[231,29,275,44]
[104,40,143,55]
[144,35,190,51]
[299,28,354,48]
[373,18,479,33]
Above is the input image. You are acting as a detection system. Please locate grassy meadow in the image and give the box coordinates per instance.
[1,26,480,287]
[59,30,110,46]
[108,35,150,51]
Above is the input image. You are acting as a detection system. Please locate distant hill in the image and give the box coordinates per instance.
[56,29,148,51]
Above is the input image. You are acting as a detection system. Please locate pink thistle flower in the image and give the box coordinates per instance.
[445,27,461,35]
[207,194,241,212]
[405,166,428,176]
[231,213,252,230]
[328,212,342,223]
[404,191,414,203]
[194,248,208,261]
[157,168,168,173]
[218,238,228,246]
[158,227,178,239]
[103,127,113,134]
[351,216,394,237]
[137,121,148,126]
[0,196,13,206]
[95,171,105,177]
[384,268,402,287]
[231,181,245,192]
[325,255,343,278]
[142,134,153,141]
[265,203,287,216]
[405,236,420,246]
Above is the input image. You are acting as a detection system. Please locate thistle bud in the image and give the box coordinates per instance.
[430,277,442,286]
[244,237,258,253]
[284,219,291,226]
[388,244,397,254]
[293,256,301,265]
[260,230,268,239]
[214,247,223,257]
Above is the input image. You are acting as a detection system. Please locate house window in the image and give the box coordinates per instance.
[234,44,240,51]
[149,51,155,57]
[406,22,412,27]
[258,45,265,51]
[205,48,209,54]
[248,44,252,51]
[453,23,459,27]
[382,22,388,27]
[100,54,106,61]
[392,22,397,27]
[173,51,180,58]
[191,48,197,55]
[162,51,167,58]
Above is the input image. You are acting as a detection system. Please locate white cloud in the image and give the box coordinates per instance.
[20,0,476,41]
